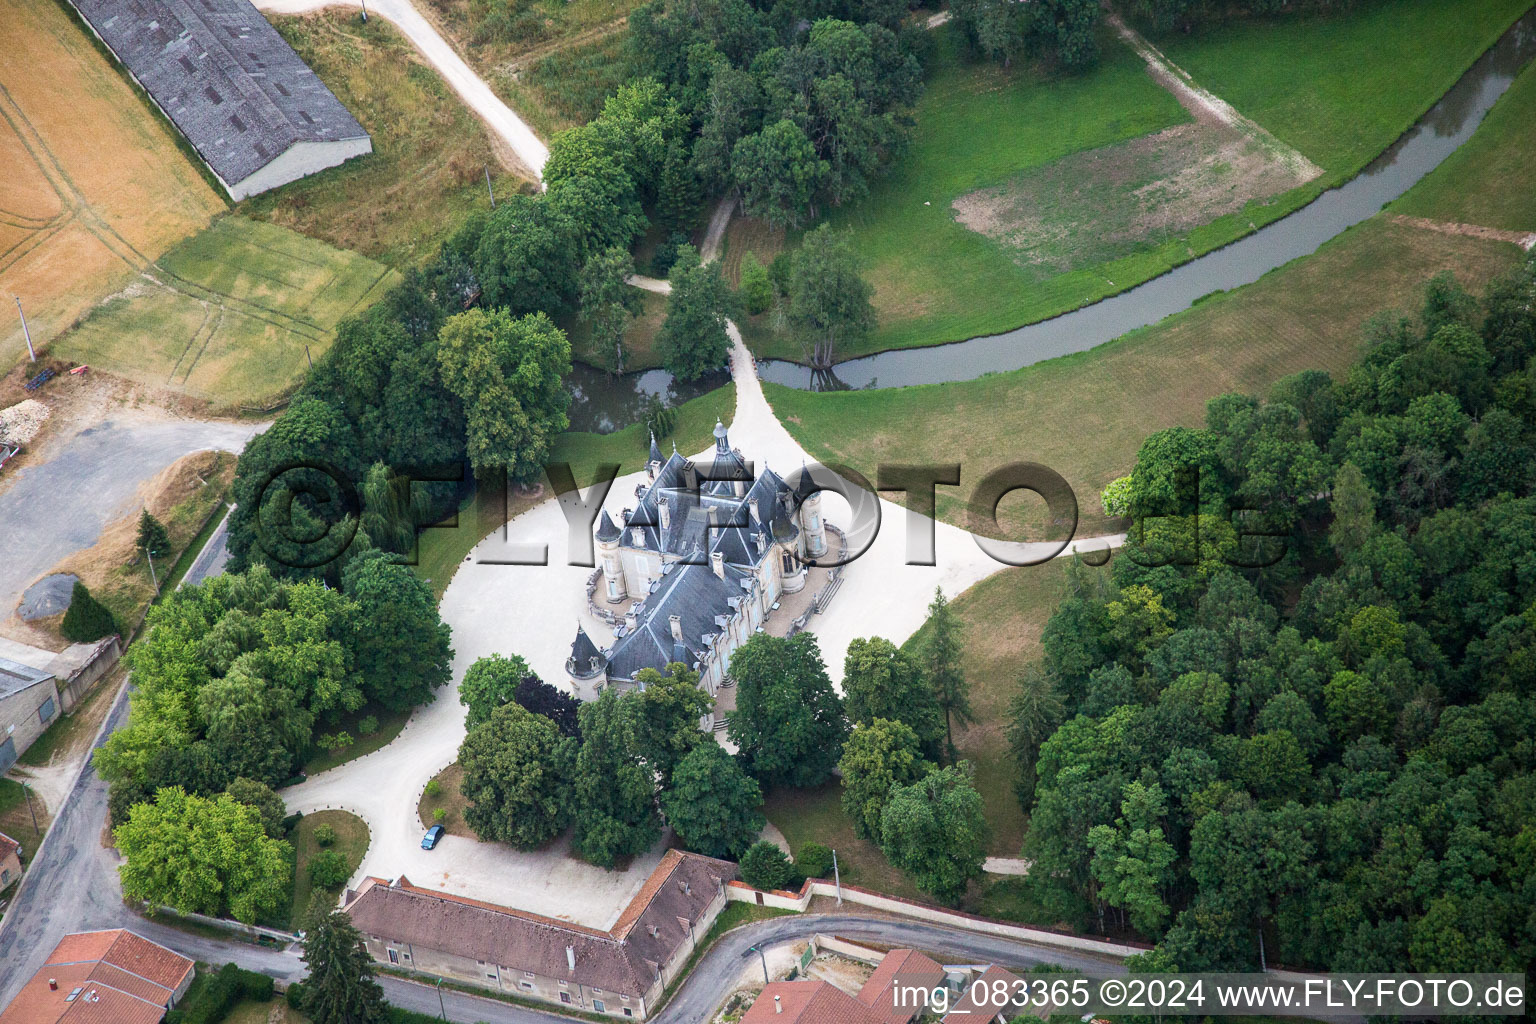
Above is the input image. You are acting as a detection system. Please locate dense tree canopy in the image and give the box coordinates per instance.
[115,787,292,924]
[879,762,989,905]
[572,689,662,866]
[459,653,539,730]
[658,245,733,382]
[1013,256,1536,971]
[459,702,577,848]
[843,635,944,758]
[302,911,389,1024]
[97,566,450,818]
[661,741,765,859]
[728,632,849,788]
[839,717,932,840]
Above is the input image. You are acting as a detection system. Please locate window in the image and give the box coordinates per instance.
[38,698,55,725]
[594,1000,606,1013]
[274,82,290,96]
[560,993,572,1005]
[524,971,535,979]
[229,114,246,133]
[607,579,618,600]
[298,110,315,124]
[387,949,399,964]
[1,868,9,885]
[487,973,497,980]
[624,1010,634,1017]
[204,85,222,105]
[177,55,196,74]
[520,981,534,991]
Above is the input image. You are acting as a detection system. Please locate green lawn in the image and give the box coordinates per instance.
[742,0,1529,360]
[766,217,1521,540]
[286,809,370,929]
[764,782,923,902]
[52,216,396,409]
[303,705,411,776]
[1391,59,1536,233]
[743,25,1187,359]
[548,381,736,485]
[1152,0,1532,180]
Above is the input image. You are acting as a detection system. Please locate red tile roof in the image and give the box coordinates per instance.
[857,949,948,1024]
[1,930,193,1024]
[742,981,886,1024]
[0,831,20,861]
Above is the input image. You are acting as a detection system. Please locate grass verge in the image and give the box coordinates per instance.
[287,809,370,929]
[417,763,467,832]
[763,782,922,903]
[245,11,531,265]
[1390,58,1536,234]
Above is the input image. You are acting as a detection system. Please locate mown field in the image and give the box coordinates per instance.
[244,11,531,266]
[0,0,223,369]
[287,809,370,930]
[51,216,397,408]
[767,215,1521,539]
[740,0,1531,360]
[1391,58,1536,233]
[1152,0,1533,180]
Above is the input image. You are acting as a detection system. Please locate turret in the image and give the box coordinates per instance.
[596,509,626,602]
[566,624,608,698]
[798,475,827,559]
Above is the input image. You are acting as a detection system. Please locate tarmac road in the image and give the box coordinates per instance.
[0,416,261,616]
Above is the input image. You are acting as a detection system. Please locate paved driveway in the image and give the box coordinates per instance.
[0,415,261,617]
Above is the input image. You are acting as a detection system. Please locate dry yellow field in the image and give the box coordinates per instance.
[0,0,224,369]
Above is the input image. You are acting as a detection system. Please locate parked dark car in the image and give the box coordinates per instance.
[421,825,445,850]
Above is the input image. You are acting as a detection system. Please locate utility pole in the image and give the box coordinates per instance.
[435,977,445,1019]
[23,781,39,837]
[744,945,769,984]
[359,0,368,22]
[832,848,842,905]
[305,344,313,369]
[484,166,496,209]
[145,546,159,592]
[15,297,36,363]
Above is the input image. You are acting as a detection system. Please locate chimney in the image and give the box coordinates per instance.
[625,607,639,631]
[48,979,57,992]
[631,527,644,546]
[659,498,670,530]
[711,551,724,579]
[775,995,782,1014]
[566,946,576,973]
[669,614,683,643]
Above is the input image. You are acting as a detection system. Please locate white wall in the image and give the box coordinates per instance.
[228,136,374,200]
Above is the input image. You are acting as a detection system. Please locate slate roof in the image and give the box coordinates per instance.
[342,851,735,999]
[0,657,53,700]
[596,509,622,543]
[605,558,756,682]
[68,0,368,187]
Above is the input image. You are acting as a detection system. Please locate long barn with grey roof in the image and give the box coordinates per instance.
[67,0,371,199]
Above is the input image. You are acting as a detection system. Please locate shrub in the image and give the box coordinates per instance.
[650,231,689,277]
[313,823,337,847]
[794,842,833,881]
[308,848,349,889]
[285,981,307,1009]
[1100,475,1134,518]
[358,715,380,736]
[61,582,117,642]
[738,252,773,315]
[768,251,792,296]
[280,811,303,835]
[168,963,241,1024]
[317,732,354,753]
[424,778,442,798]
[739,840,794,891]
[239,969,274,1002]
[433,807,447,823]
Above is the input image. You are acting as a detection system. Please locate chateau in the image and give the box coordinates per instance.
[566,422,828,708]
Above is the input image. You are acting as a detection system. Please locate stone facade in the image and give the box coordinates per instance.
[344,850,736,1020]
[568,423,827,709]
[0,657,60,776]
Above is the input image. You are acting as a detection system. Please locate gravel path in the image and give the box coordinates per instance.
[254,0,549,180]
[0,416,262,618]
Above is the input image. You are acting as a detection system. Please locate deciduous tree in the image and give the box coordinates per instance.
[459,703,576,848]
[728,633,849,788]
[661,742,764,859]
